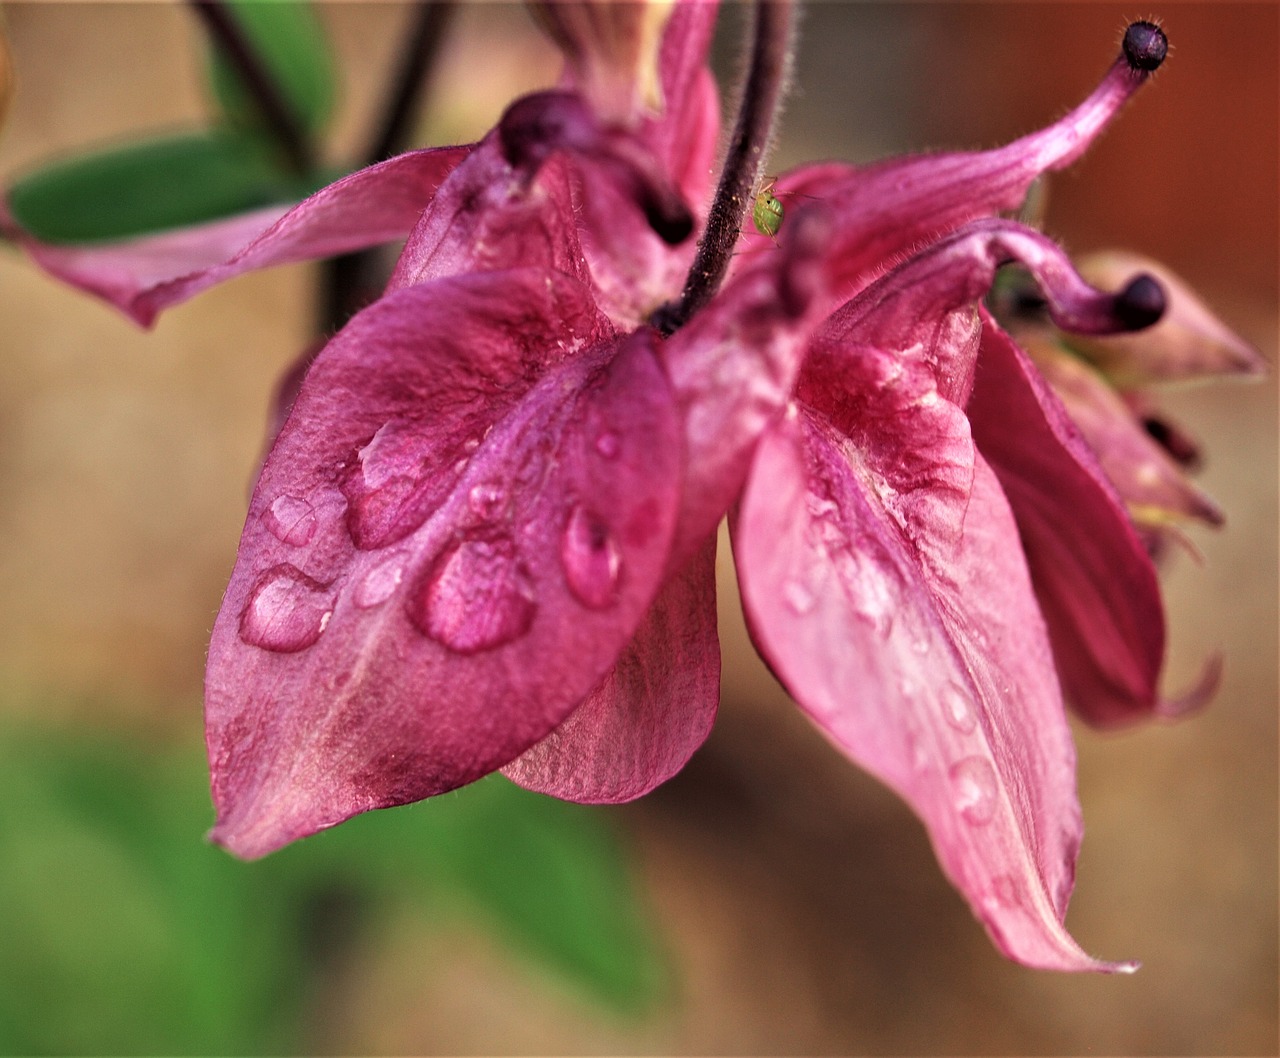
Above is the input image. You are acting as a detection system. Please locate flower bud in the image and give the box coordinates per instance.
[1066,251,1266,388]
[527,0,674,124]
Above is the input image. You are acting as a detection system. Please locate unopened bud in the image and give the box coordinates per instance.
[528,0,674,124]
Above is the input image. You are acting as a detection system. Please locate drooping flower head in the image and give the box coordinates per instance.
[1,6,1257,975]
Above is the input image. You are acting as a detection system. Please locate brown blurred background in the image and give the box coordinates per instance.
[1,3,1275,1054]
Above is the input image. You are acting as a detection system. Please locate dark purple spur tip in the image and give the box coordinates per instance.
[1123,21,1168,73]
[1115,273,1166,330]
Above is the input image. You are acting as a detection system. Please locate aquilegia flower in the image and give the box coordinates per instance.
[2,3,1256,973]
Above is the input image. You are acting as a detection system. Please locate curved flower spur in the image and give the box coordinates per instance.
[1,4,1256,974]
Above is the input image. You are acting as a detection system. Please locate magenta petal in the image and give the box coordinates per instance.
[968,316,1167,726]
[3,146,470,326]
[751,38,1162,296]
[661,210,832,560]
[734,411,1130,972]
[503,537,719,802]
[206,271,682,858]
[1029,339,1224,528]
[389,135,589,291]
[822,219,1154,407]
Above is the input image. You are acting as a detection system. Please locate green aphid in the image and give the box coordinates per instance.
[752,177,784,238]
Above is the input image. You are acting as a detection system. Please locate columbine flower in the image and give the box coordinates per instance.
[1,6,1249,973]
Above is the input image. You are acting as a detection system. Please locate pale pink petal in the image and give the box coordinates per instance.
[503,537,719,802]
[206,271,682,858]
[733,409,1130,972]
[2,146,470,326]
[968,316,1169,727]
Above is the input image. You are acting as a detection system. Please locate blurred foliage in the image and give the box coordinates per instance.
[5,132,323,243]
[0,721,665,1055]
[205,0,337,142]
[6,0,340,244]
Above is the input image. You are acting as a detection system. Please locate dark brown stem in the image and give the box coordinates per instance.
[654,0,795,335]
[320,2,455,334]
[361,1,455,165]
[189,0,315,175]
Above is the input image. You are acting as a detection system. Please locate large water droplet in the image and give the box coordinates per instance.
[949,756,998,827]
[239,564,334,653]
[941,681,977,733]
[263,494,317,546]
[468,481,508,520]
[409,535,536,652]
[560,504,621,610]
[353,554,404,609]
[783,578,816,615]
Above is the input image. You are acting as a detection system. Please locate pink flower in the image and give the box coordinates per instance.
[3,8,1246,974]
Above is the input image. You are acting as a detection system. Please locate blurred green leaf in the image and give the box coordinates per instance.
[6,131,311,243]
[206,0,336,141]
[0,722,667,1055]
[283,777,669,1012]
[0,727,306,1055]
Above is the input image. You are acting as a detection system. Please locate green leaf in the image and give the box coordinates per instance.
[285,777,669,1013]
[6,131,309,243]
[0,726,307,1055]
[206,0,337,141]
[0,720,667,1055]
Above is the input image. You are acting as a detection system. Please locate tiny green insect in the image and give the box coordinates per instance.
[752,177,784,238]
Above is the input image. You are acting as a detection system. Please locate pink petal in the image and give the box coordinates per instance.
[821,219,1158,407]
[206,271,682,858]
[645,1,721,207]
[746,32,1164,299]
[388,135,590,291]
[3,146,470,326]
[1026,334,1224,528]
[503,537,719,802]
[967,316,1169,726]
[733,409,1130,973]
[661,207,832,561]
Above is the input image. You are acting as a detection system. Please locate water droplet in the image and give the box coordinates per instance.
[560,504,621,610]
[263,494,317,546]
[992,874,1021,908]
[468,482,507,520]
[594,431,620,459]
[910,637,930,656]
[783,579,816,615]
[949,756,998,827]
[408,535,536,653]
[941,681,977,733]
[353,554,404,609]
[239,564,334,653]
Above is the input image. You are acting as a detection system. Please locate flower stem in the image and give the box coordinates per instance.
[321,1,455,334]
[188,0,315,176]
[654,0,795,335]
[360,1,455,165]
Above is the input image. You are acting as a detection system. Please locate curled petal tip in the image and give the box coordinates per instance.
[1115,273,1166,330]
[1156,653,1223,721]
[1123,21,1168,73]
